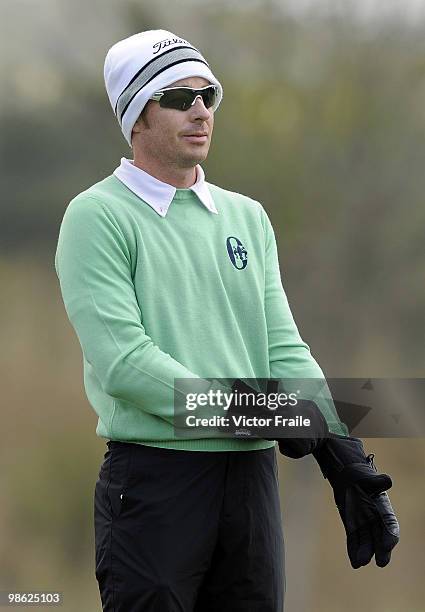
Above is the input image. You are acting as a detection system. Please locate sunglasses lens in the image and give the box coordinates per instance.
[159,86,217,111]
[201,87,216,109]
[159,89,194,110]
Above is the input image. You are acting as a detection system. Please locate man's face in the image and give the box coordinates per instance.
[132,76,215,169]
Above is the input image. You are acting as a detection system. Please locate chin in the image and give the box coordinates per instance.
[180,152,208,167]
[181,142,210,161]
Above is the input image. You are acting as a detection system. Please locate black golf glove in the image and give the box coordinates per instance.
[262,379,331,457]
[312,434,400,568]
[269,398,329,458]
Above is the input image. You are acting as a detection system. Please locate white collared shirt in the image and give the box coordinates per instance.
[113,157,218,217]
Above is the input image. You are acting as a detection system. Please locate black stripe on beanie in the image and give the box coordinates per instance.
[115,46,209,123]
[116,44,201,108]
[119,58,210,123]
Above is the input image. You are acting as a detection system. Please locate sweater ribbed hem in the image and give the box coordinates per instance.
[101,436,276,452]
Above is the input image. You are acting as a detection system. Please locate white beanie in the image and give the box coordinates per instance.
[104,30,223,148]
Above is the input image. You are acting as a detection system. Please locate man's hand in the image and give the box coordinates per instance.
[263,384,400,568]
[312,434,400,568]
[264,379,330,457]
[223,379,330,454]
[270,397,329,458]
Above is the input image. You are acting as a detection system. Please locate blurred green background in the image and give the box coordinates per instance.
[1,1,424,611]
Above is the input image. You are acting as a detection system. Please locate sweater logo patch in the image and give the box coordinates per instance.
[226,236,248,270]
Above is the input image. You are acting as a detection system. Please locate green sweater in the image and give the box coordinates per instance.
[54,174,347,451]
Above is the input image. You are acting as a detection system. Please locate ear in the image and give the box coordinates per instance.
[132,119,143,134]
[134,102,153,132]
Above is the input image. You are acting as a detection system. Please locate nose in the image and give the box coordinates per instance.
[189,95,212,121]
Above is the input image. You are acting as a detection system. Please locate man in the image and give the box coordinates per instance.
[54,29,399,612]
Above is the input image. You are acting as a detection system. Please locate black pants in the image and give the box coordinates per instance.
[94,441,285,611]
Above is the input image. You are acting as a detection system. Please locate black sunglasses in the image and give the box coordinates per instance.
[149,85,219,111]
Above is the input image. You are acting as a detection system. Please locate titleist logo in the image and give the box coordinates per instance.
[153,37,190,54]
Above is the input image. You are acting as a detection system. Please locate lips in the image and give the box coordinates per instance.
[182,133,209,144]
[182,133,208,137]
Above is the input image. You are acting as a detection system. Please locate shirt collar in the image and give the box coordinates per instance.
[113,157,218,218]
